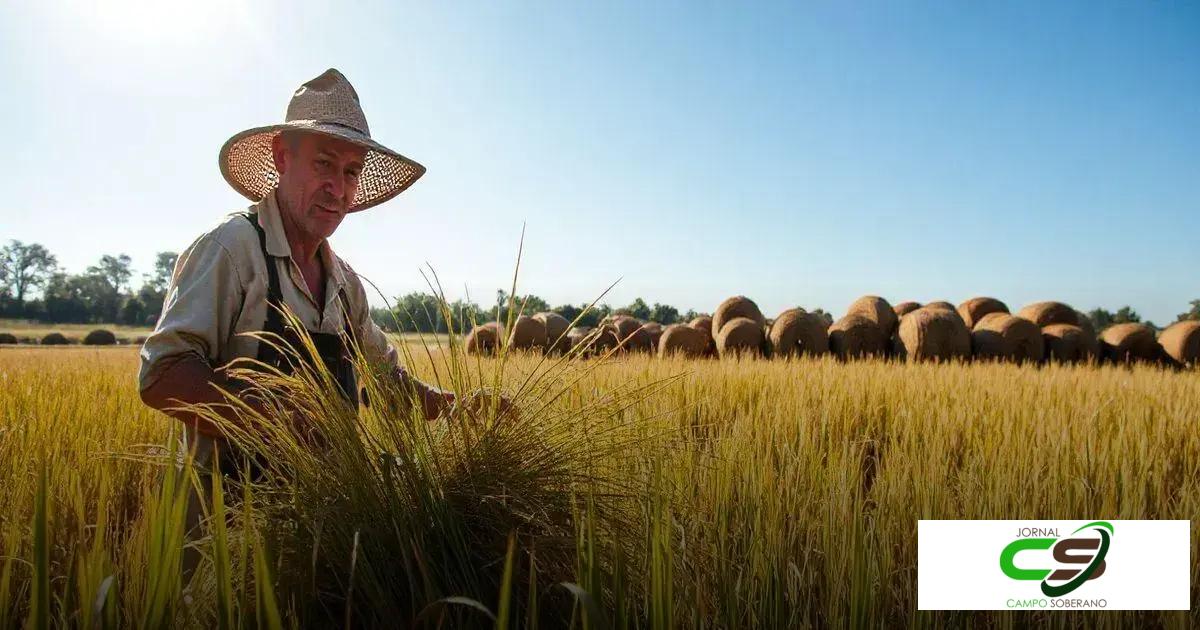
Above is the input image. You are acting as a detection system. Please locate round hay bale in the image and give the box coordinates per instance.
[890,332,906,360]
[1041,324,1096,364]
[893,301,922,318]
[1075,311,1096,340]
[565,326,595,354]
[602,315,653,353]
[956,297,1009,330]
[641,321,665,349]
[1017,301,1079,327]
[0,332,17,345]
[507,315,547,350]
[1159,321,1200,367]
[846,295,898,338]
[133,336,149,346]
[658,324,709,358]
[1100,323,1161,364]
[533,311,571,353]
[712,296,765,339]
[41,332,71,346]
[688,316,716,354]
[465,322,503,355]
[716,317,765,358]
[83,329,117,346]
[827,314,886,360]
[768,308,829,358]
[923,301,956,313]
[898,307,971,362]
[971,313,1044,363]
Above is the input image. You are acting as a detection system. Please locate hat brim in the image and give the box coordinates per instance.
[218,121,426,213]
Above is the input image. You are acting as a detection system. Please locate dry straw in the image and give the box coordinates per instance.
[768,308,829,358]
[971,313,1045,363]
[1159,321,1200,367]
[956,297,1009,330]
[897,307,971,362]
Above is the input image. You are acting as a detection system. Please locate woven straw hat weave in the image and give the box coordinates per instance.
[219,68,425,212]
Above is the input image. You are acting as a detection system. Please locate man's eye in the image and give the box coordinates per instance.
[315,159,331,168]
[346,170,361,179]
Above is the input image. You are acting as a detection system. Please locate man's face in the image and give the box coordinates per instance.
[272,131,367,242]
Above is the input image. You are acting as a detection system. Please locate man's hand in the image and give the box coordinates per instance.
[452,389,517,424]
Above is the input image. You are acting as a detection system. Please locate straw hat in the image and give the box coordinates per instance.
[219,68,425,212]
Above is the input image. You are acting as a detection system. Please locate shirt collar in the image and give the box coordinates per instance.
[255,190,348,290]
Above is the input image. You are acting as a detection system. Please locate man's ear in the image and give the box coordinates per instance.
[271,134,289,176]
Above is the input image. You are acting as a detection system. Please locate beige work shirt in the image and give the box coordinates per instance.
[138,191,397,392]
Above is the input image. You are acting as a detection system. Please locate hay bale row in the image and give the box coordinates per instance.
[0,332,17,345]
[461,296,1192,368]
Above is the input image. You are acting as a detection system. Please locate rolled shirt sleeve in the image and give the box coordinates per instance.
[138,233,245,393]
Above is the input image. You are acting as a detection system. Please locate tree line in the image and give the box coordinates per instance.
[0,241,177,325]
[2,240,1197,332]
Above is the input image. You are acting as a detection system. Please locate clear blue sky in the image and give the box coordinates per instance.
[2,1,1197,324]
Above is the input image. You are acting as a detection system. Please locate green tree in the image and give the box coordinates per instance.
[810,308,834,326]
[87,254,133,294]
[649,302,679,325]
[134,251,179,325]
[1177,300,1200,323]
[0,240,58,310]
[617,297,652,321]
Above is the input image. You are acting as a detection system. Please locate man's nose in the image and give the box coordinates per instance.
[325,172,351,203]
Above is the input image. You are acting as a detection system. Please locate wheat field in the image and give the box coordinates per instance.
[0,343,1197,628]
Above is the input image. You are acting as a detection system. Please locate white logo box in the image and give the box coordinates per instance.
[917,520,1190,611]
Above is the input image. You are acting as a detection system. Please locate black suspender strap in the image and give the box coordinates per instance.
[241,212,285,334]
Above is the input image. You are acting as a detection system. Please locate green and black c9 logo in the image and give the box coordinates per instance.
[999,521,1112,597]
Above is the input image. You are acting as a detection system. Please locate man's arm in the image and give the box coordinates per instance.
[139,230,258,437]
[392,365,455,420]
[141,354,266,437]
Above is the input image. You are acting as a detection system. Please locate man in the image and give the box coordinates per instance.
[140,69,470,491]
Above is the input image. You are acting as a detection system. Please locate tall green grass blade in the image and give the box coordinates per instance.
[27,462,49,630]
[494,532,517,630]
